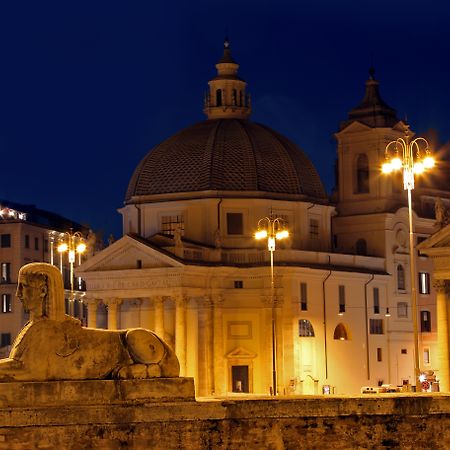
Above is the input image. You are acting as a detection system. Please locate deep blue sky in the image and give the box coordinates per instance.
[1,1,449,239]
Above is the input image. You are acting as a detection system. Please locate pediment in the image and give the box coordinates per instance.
[337,121,372,135]
[77,234,183,273]
[417,224,450,255]
[226,347,257,359]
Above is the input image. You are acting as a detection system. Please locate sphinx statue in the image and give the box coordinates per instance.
[0,262,179,381]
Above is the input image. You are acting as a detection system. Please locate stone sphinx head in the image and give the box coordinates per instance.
[16,263,65,321]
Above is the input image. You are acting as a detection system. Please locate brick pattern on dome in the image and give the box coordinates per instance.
[125,119,327,202]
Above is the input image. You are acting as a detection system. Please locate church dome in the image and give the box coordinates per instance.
[125,119,327,203]
[125,40,327,205]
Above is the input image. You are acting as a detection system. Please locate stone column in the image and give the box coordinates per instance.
[175,295,187,376]
[198,297,214,396]
[105,298,121,330]
[275,299,284,396]
[153,296,165,339]
[435,280,450,391]
[86,298,99,328]
[213,294,225,395]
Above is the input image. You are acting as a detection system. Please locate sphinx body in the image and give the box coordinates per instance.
[0,263,179,382]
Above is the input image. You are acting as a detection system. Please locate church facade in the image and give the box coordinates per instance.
[77,41,450,395]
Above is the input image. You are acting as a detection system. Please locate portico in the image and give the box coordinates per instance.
[418,223,450,391]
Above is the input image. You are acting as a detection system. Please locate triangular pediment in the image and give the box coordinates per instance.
[226,347,257,359]
[77,234,183,273]
[337,120,372,135]
[417,223,450,255]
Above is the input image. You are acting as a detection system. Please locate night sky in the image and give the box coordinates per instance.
[1,1,449,240]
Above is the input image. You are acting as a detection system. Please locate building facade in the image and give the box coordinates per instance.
[0,200,92,356]
[77,42,449,395]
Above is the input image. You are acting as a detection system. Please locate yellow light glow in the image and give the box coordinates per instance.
[391,157,402,170]
[68,249,75,263]
[57,243,68,253]
[255,229,268,240]
[76,242,87,253]
[423,156,435,169]
[275,230,289,240]
[381,162,393,174]
[414,162,424,174]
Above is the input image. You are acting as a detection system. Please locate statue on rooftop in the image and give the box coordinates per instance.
[435,198,450,228]
[0,263,179,382]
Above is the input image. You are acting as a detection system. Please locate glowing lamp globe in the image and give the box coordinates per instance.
[423,156,435,169]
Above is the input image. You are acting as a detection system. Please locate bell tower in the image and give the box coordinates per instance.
[335,68,407,216]
[203,39,251,120]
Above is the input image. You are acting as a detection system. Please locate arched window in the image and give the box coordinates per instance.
[232,89,237,105]
[333,323,349,340]
[299,319,315,337]
[356,239,367,256]
[239,91,243,106]
[397,264,405,290]
[356,154,369,194]
[216,89,222,106]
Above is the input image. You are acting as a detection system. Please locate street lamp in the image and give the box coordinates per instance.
[57,230,87,301]
[255,215,289,395]
[382,127,435,389]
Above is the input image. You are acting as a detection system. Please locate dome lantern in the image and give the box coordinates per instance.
[203,39,251,120]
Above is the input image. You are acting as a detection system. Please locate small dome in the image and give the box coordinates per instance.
[125,119,327,203]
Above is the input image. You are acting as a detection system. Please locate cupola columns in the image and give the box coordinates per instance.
[203,39,251,120]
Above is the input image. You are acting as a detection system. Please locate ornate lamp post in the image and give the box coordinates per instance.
[57,230,87,301]
[255,215,289,395]
[382,127,435,389]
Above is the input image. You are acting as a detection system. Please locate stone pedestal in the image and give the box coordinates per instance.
[0,378,195,408]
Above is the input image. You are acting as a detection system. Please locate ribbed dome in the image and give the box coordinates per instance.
[125,119,327,203]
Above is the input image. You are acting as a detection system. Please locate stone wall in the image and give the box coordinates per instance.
[0,380,449,449]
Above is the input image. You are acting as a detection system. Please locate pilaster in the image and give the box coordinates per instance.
[434,279,450,391]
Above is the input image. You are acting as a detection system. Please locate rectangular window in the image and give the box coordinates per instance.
[397,302,408,318]
[421,310,431,332]
[373,287,380,314]
[25,235,30,249]
[226,213,243,235]
[0,333,11,347]
[369,318,384,334]
[300,282,307,311]
[1,263,11,283]
[338,285,345,314]
[377,347,382,362]
[161,215,184,236]
[423,348,430,365]
[34,237,39,250]
[419,272,430,295]
[1,294,11,313]
[0,234,11,248]
[401,348,407,355]
[43,239,49,253]
[309,218,319,239]
[234,280,243,289]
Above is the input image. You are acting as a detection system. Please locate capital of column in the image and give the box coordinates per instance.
[84,297,100,307]
[201,295,214,309]
[433,279,450,295]
[152,295,164,306]
[175,294,188,307]
[211,293,224,308]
